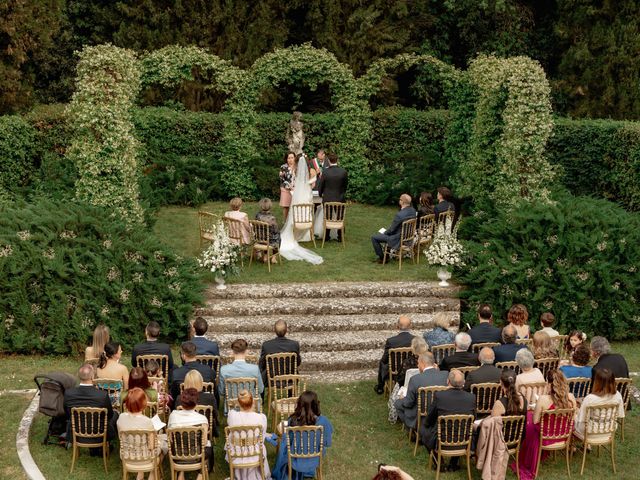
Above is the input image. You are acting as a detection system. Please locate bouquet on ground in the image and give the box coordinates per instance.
[425,216,465,267]
[198,221,240,278]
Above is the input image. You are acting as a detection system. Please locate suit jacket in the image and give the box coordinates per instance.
[385,207,417,250]
[219,360,264,397]
[378,331,415,385]
[421,388,476,451]
[469,323,502,345]
[317,165,348,203]
[170,361,215,401]
[434,200,455,218]
[191,336,220,357]
[131,340,174,373]
[464,364,502,391]
[258,336,301,384]
[439,351,480,371]
[593,353,629,380]
[63,384,116,441]
[395,368,449,429]
[493,343,527,363]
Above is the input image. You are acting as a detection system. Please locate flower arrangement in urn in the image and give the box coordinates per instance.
[425,216,465,286]
[198,221,240,289]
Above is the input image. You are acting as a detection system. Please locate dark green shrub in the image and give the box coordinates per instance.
[457,194,640,340]
[0,199,204,354]
[0,115,37,194]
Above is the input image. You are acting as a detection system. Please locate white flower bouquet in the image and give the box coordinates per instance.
[425,217,465,267]
[198,221,240,277]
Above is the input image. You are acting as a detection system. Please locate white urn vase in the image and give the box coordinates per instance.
[214,274,227,290]
[437,267,452,287]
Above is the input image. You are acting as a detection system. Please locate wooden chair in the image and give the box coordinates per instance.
[180,381,215,394]
[225,425,267,480]
[249,220,281,272]
[496,361,521,375]
[572,403,619,475]
[177,404,217,446]
[270,374,306,431]
[93,378,123,410]
[266,353,300,425]
[412,386,449,456]
[534,357,560,378]
[457,366,480,379]
[292,203,317,247]
[382,217,417,270]
[119,429,160,480]
[415,214,436,264]
[136,354,170,384]
[148,376,168,422]
[471,383,502,417]
[195,354,221,388]
[502,415,526,479]
[69,407,109,473]
[225,377,262,413]
[431,344,456,364]
[614,377,632,441]
[384,347,413,397]
[223,216,248,266]
[222,353,259,365]
[198,211,217,249]
[122,400,158,419]
[516,338,533,348]
[322,202,346,248]
[567,377,592,402]
[534,408,575,478]
[167,425,209,480]
[431,414,474,480]
[518,382,548,409]
[471,342,500,353]
[286,425,325,480]
[437,209,455,225]
[553,335,569,359]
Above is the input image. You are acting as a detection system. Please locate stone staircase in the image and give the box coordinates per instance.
[195,281,460,383]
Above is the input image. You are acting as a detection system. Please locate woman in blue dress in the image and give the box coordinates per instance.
[272,391,333,480]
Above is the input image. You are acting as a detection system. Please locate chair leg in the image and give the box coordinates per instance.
[466,452,472,480]
[382,246,388,265]
[70,444,77,473]
[398,249,402,270]
[516,447,520,480]
[413,431,419,456]
[311,228,316,248]
[267,247,271,273]
[341,228,345,248]
[249,247,254,267]
[621,418,625,441]
[611,439,616,473]
[565,444,571,477]
[103,442,109,473]
[435,451,442,480]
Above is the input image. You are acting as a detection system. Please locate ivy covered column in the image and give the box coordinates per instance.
[66,44,144,224]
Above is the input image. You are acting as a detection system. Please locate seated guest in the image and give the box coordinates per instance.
[375,315,414,395]
[468,304,502,346]
[259,319,301,385]
[226,389,271,479]
[388,337,429,423]
[574,368,625,439]
[144,360,168,409]
[490,370,527,417]
[420,369,475,471]
[167,388,212,477]
[514,349,545,391]
[96,342,129,389]
[64,363,118,446]
[434,186,455,220]
[224,197,251,245]
[439,333,479,371]
[513,370,576,479]
[219,339,264,405]
[191,316,220,356]
[371,194,417,264]
[559,344,592,379]
[85,324,109,361]
[538,312,559,337]
[423,312,455,349]
[564,330,587,361]
[591,336,629,380]
[131,321,174,375]
[395,352,448,430]
[507,304,530,340]
[170,341,214,402]
[121,367,157,404]
[493,325,527,363]
[465,347,501,391]
[417,191,435,218]
[272,391,333,480]
[531,331,558,359]
[174,370,218,437]
[255,198,281,250]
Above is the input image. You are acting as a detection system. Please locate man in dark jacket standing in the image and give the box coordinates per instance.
[317,153,348,242]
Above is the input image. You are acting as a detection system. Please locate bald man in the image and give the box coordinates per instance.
[371,194,417,264]
[258,320,301,384]
[375,315,414,394]
[464,347,501,391]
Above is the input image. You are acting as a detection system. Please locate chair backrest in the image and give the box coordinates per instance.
[180,382,215,394]
[286,425,324,461]
[417,386,449,421]
[223,216,245,244]
[516,339,533,347]
[400,218,417,245]
[457,366,480,379]
[539,408,575,444]
[271,375,306,404]
[250,220,271,245]
[518,382,548,408]
[553,335,569,358]
[534,357,560,378]
[122,400,158,418]
[437,209,455,224]
[437,414,474,449]
[198,211,217,238]
[501,415,526,452]
[471,342,500,354]
[70,407,108,443]
[167,425,207,465]
[93,378,123,410]
[119,429,158,463]
[417,214,436,238]
[225,377,261,412]
[387,347,413,384]
[431,344,456,364]
[496,361,521,375]
[195,355,221,384]
[136,354,170,382]
[225,424,265,468]
[583,403,619,440]
[292,204,314,226]
[223,353,258,365]
[323,202,346,225]
[266,352,299,386]
[567,377,591,401]
[193,404,216,442]
[471,383,503,415]
[615,378,632,409]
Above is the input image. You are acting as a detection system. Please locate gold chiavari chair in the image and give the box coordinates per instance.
[222,353,258,365]
[554,335,569,359]
[69,407,109,473]
[167,425,209,480]
[122,400,158,419]
[177,404,217,446]
[136,354,170,384]
[180,382,215,394]
[225,425,266,480]
[249,220,281,272]
[270,374,306,431]
[496,361,521,375]
[471,383,503,417]
[534,357,560,379]
[225,377,262,413]
[322,202,346,248]
[385,347,413,397]
[431,414,474,480]
[286,425,325,480]
[437,209,455,225]
[198,211,217,249]
[412,386,449,456]
[292,203,317,247]
[502,415,526,479]
[516,339,533,348]
[518,382,548,410]
[148,376,168,422]
[535,408,575,478]
[266,352,299,424]
[195,354,221,388]
[119,429,160,480]
[572,403,619,475]
[471,342,500,354]
[431,344,456,365]
[415,214,436,264]
[383,217,417,270]
[223,216,248,266]
[614,377,632,441]
[457,366,480,380]
[567,377,591,402]
[93,378,123,410]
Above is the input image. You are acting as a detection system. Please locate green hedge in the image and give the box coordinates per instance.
[0,115,37,195]
[0,199,204,354]
[456,193,640,340]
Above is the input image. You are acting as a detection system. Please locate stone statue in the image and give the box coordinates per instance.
[286,111,305,155]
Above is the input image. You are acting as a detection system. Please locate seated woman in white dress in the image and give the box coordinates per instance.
[225,389,272,480]
[574,368,625,440]
[224,197,252,245]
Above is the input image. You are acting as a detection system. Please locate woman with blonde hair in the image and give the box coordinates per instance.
[85,324,109,361]
[423,312,455,349]
[224,197,251,245]
[388,337,428,423]
[532,330,558,359]
[507,304,530,339]
[225,389,271,480]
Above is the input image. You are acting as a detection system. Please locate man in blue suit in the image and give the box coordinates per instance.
[371,193,417,264]
[169,341,214,401]
[191,317,220,356]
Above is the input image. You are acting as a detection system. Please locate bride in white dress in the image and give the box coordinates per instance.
[279,156,324,265]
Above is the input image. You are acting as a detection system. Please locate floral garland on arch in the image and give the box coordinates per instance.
[425,216,465,267]
[198,222,240,280]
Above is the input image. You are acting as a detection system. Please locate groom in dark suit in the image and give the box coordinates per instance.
[371,194,417,263]
[316,153,348,241]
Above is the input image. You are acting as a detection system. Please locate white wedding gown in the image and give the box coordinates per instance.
[279,159,324,265]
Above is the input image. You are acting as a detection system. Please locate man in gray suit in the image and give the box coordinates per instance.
[395,352,448,430]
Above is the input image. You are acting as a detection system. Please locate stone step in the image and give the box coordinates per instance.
[203,312,458,333]
[303,369,377,384]
[197,296,460,317]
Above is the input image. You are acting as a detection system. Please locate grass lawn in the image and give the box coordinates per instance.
[153,202,438,284]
